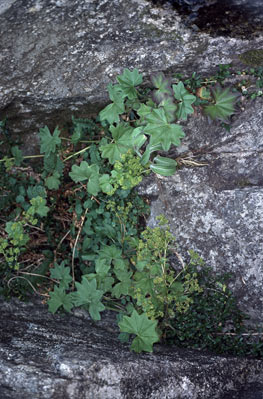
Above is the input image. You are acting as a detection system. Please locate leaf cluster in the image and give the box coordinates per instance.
[0,67,260,357]
[99,68,237,178]
[166,251,263,358]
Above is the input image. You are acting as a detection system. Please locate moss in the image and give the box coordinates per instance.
[236,178,254,188]
[238,49,263,67]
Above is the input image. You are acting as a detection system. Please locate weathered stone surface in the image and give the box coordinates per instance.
[1,0,263,153]
[0,0,263,395]
[0,296,263,399]
[138,97,263,325]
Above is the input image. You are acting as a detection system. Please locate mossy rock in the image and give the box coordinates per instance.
[239,49,263,67]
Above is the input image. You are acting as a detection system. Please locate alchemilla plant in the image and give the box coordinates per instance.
[0,67,262,356]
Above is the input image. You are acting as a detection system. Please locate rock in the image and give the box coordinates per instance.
[138,96,263,325]
[0,295,263,399]
[0,1,263,395]
[1,0,263,153]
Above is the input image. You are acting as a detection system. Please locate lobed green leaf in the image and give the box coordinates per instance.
[73,277,105,321]
[99,123,133,164]
[118,309,159,353]
[48,286,74,313]
[50,262,72,290]
[173,82,196,120]
[117,68,143,100]
[99,84,125,124]
[203,86,238,122]
[39,126,61,157]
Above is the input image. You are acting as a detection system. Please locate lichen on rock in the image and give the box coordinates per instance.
[239,49,263,67]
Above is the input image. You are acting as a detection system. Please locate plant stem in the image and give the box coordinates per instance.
[0,154,44,163]
[63,146,91,162]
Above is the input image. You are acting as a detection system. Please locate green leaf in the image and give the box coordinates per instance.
[133,271,155,297]
[43,153,64,175]
[99,276,114,293]
[112,269,133,298]
[48,285,74,313]
[111,123,133,144]
[27,185,47,200]
[131,127,147,150]
[170,281,184,295]
[15,195,25,204]
[137,103,154,122]
[69,162,100,196]
[69,161,98,182]
[117,68,142,99]
[99,84,125,124]
[5,221,29,246]
[75,201,83,217]
[112,280,131,299]
[73,277,105,321]
[173,82,196,120]
[95,258,111,275]
[135,260,148,272]
[108,83,125,104]
[150,156,177,176]
[50,262,72,289]
[99,142,121,165]
[159,98,177,123]
[71,124,82,144]
[98,245,124,267]
[87,173,100,196]
[39,126,61,157]
[28,196,49,217]
[143,108,185,151]
[45,171,61,190]
[99,174,114,194]
[99,103,122,125]
[118,310,159,353]
[140,142,163,166]
[11,146,23,166]
[151,72,173,104]
[203,86,237,122]
[99,123,133,164]
[151,72,172,93]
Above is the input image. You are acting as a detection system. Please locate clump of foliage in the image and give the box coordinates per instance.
[177,63,263,103]
[0,67,262,356]
[167,251,263,358]
[98,68,238,177]
[235,67,263,99]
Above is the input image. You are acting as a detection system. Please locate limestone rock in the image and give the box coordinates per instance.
[0,296,263,399]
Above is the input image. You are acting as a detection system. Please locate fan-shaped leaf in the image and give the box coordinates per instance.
[203,86,238,122]
[118,310,159,353]
[173,82,196,120]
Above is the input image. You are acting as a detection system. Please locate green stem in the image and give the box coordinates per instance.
[0,154,44,163]
[102,298,126,312]
[60,136,100,144]
[63,146,91,162]
[103,305,123,313]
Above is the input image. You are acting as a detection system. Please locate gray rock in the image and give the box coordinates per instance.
[0,0,16,15]
[0,296,263,399]
[1,0,263,153]
[138,97,263,325]
[0,0,263,395]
